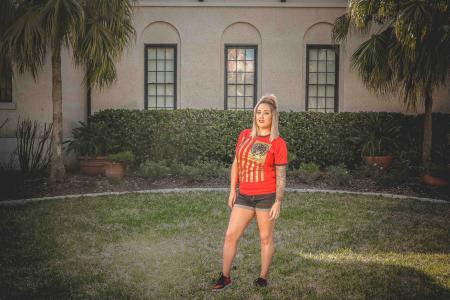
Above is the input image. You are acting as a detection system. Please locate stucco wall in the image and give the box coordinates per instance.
[0,48,86,138]
[91,4,449,114]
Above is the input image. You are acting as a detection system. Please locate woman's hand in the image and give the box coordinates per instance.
[228,189,237,209]
[269,201,281,220]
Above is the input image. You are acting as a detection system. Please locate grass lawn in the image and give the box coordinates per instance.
[0,192,449,299]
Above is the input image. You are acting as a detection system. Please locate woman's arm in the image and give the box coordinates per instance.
[230,157,239,191]
[228,157,239,209]
[275,165,286,203]
[269,165,286,220]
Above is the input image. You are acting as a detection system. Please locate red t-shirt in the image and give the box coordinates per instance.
[235,129,288,195]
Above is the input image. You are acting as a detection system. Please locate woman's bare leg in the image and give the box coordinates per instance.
[255,210,276,279]
[222,207,255,277]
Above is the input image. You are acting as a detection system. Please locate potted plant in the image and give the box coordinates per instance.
[351,113,401,170]
[105,151,135,179]
[67,121,109,175]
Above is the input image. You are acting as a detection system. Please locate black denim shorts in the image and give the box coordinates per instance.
[234,192,276,212]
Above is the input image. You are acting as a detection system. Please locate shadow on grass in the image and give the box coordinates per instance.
[269,251,450,300]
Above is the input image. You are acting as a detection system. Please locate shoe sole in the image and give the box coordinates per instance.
[212,282,232,292]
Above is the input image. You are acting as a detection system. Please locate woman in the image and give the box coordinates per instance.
[213,94,288,291]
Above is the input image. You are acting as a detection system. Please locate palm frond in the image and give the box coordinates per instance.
[394,0,431,52]
[41,0,84,52]
[337,0,449,112]
[332,14,351,43]
[350,28,396,96]
[73,0,135,89]
[2,4,47,79]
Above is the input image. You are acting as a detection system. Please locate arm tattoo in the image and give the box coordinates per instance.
[275,165,286,203]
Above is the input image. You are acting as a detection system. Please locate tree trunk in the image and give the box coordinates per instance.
[87,75,91,123]
[422,87,433,171]
[49,48,66,182]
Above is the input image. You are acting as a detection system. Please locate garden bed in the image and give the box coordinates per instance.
[1,170,448,201]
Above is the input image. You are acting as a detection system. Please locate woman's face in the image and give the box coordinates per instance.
[255,103,273,131]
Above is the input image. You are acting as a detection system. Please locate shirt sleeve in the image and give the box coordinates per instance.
[274,138,288,166]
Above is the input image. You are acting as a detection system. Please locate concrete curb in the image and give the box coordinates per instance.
[0,187,448,206]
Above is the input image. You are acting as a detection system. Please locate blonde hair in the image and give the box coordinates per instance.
[251,94,280,142]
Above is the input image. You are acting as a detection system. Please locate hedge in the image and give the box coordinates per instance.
[86,109,450,168]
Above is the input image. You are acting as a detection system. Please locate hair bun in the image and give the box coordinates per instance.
[263,94,278,108]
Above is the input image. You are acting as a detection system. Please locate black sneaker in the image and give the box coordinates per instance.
[254,277,267,287]
[212,272,232,291]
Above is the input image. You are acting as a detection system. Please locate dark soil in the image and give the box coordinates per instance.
[1,171,449,202]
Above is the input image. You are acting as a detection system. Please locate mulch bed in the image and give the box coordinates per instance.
[1,171,449,202]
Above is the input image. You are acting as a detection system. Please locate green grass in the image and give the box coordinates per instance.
[0,192,449,299]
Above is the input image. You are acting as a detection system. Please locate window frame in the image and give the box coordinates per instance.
[224,44,258,110]
[305,44,339,113]
[144,44,177,110]
[0,68,13,104]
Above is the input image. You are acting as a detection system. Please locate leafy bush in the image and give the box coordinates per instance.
[189,160,229,179]
[290,162,322,183]
[136,160,171,179]
[106,151,135,163]
[83,109,449,168]
[325,164,351,186]
[137,159,229,181]
[67,121,111,157]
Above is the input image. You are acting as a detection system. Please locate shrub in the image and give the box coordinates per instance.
[190,160,229,179]
[137,159,229,181]
[291,162,321,183]
[67,121,111,157]
[172,162,197,182]
[84,109,449,168]
[287,151,298,170]
[136,160,171,179]
[325,164,351,186]
[106,151,135,163]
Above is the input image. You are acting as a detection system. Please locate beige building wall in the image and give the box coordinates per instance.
[1,0,449,162]
[93,0,450,113]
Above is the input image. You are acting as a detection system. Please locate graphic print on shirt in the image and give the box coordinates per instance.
[237,137,272,183]
[248,142,271,163]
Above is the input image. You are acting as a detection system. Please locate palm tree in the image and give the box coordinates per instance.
[73,0,135,121]
[0,0,135,182]
[332,0,450,170]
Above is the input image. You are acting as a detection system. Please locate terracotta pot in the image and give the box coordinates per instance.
[364,155,393,169]
[105,162,125,179]
[79,156,106,175]
[423,174,449,186]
